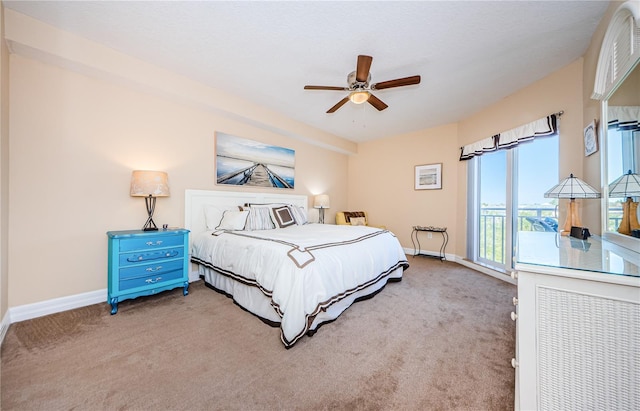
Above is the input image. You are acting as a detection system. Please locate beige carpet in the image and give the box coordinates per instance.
[1,257,516,410]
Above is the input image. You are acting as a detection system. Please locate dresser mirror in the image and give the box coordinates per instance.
[597,1,639,252]
[605,63,639,238]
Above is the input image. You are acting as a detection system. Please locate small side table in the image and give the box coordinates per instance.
[107,228,190,314]
[411,226,448,261]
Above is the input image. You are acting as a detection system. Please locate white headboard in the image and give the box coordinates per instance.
[184,189,309,237]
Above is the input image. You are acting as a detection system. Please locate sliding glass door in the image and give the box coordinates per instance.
[469,135,558,272]
[477,150,508,269]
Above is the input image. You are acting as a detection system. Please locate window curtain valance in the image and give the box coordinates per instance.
[459,135,499,160]
[608,106,640,132]
[459,113,560,161]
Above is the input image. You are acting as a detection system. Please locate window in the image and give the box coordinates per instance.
[465,116,559,272]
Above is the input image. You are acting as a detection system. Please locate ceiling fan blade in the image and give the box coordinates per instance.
[371,75,421,90]
[356,55,373,83]
[367,94,388,111]
[327,97,350,113]
[304,85,347,91]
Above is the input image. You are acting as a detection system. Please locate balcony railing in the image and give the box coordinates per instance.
[479,206,623,264]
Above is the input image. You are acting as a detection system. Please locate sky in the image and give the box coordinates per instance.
[480,136,559,206]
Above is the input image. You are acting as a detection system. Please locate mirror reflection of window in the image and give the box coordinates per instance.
[607,103,640,235]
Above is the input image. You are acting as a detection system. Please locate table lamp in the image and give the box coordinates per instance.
[314,194,330,224]
[130,170,170,231]
[544,173,600,236]
[608,170,640,235]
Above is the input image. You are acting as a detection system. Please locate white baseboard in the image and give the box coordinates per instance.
[7,275,203,327]
[9,288,108,324]
[0,311,10,346]
[403,247,515,285]
[402,247,455,262]
[454,257,516,285]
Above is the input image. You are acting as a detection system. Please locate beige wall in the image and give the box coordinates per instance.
[1,2,9,321]
[348,123,459,252]
[6,15,351,307]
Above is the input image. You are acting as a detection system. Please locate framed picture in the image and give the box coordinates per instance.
[215,132,295,189]
[415,163,442,190]
[584,120,598,156]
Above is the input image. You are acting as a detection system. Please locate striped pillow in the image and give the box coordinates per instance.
[288,205,308,225]
[245,206,275,230]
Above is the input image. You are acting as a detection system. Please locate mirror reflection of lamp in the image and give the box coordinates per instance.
[130,170,170,231]
[608,170,640,236]
[544,174,601,236]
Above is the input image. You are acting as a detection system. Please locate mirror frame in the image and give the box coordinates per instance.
[593,1,640,251]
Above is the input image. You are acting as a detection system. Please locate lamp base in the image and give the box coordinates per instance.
[560,199,581,236]
[617,197,640,236]
[142,195,159,231]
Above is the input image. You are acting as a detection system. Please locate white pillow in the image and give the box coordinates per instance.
[216,210,249,230]
[204,205,235,230]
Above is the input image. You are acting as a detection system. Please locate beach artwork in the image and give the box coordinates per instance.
[415,163,442,190]
[215,132,295,189]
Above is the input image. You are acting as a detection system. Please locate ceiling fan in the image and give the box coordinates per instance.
[304,55,421,113]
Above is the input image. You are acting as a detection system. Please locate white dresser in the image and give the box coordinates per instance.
[513,232,640,410]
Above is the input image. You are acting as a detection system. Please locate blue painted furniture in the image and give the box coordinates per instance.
[107,228,190,314]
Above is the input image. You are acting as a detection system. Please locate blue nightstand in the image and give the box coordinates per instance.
[107,228,190,314]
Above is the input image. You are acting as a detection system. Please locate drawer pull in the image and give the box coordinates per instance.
[512,297,518,306]
[145,240,163,246]
[510,271,518,280]
[511,358,518,368]
[146,266,163,272]
[126,250,179,262]
[510,311,518,321]
[145,277,163,284]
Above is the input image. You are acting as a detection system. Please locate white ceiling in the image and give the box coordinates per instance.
[4,1,610,143]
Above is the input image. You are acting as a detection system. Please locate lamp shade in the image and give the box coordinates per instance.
[314,194,330,209]
[544,174,601,199]
[609,170,640,198]
[130,170,170,197]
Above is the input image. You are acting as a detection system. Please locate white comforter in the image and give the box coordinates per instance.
[191,224,408,347]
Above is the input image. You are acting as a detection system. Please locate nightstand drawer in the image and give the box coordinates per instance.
[119,235,184,252]
[119,269,184,291]
[119,258,184,280]
[119,247,185,266]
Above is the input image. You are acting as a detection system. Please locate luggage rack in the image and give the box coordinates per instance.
[411,225,448,261]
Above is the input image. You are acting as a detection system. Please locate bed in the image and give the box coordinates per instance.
[185,189,409,348]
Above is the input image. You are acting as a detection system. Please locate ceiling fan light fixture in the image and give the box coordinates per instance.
[349,90,370,104]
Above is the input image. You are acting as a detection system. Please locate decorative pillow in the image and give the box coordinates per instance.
[245,206,276,230]
[216,210,249,230]
[288,205,308,225]
[204,205,242,230]
[343,211,366,223]
[271,206,296,228]
[350,217,367,226]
